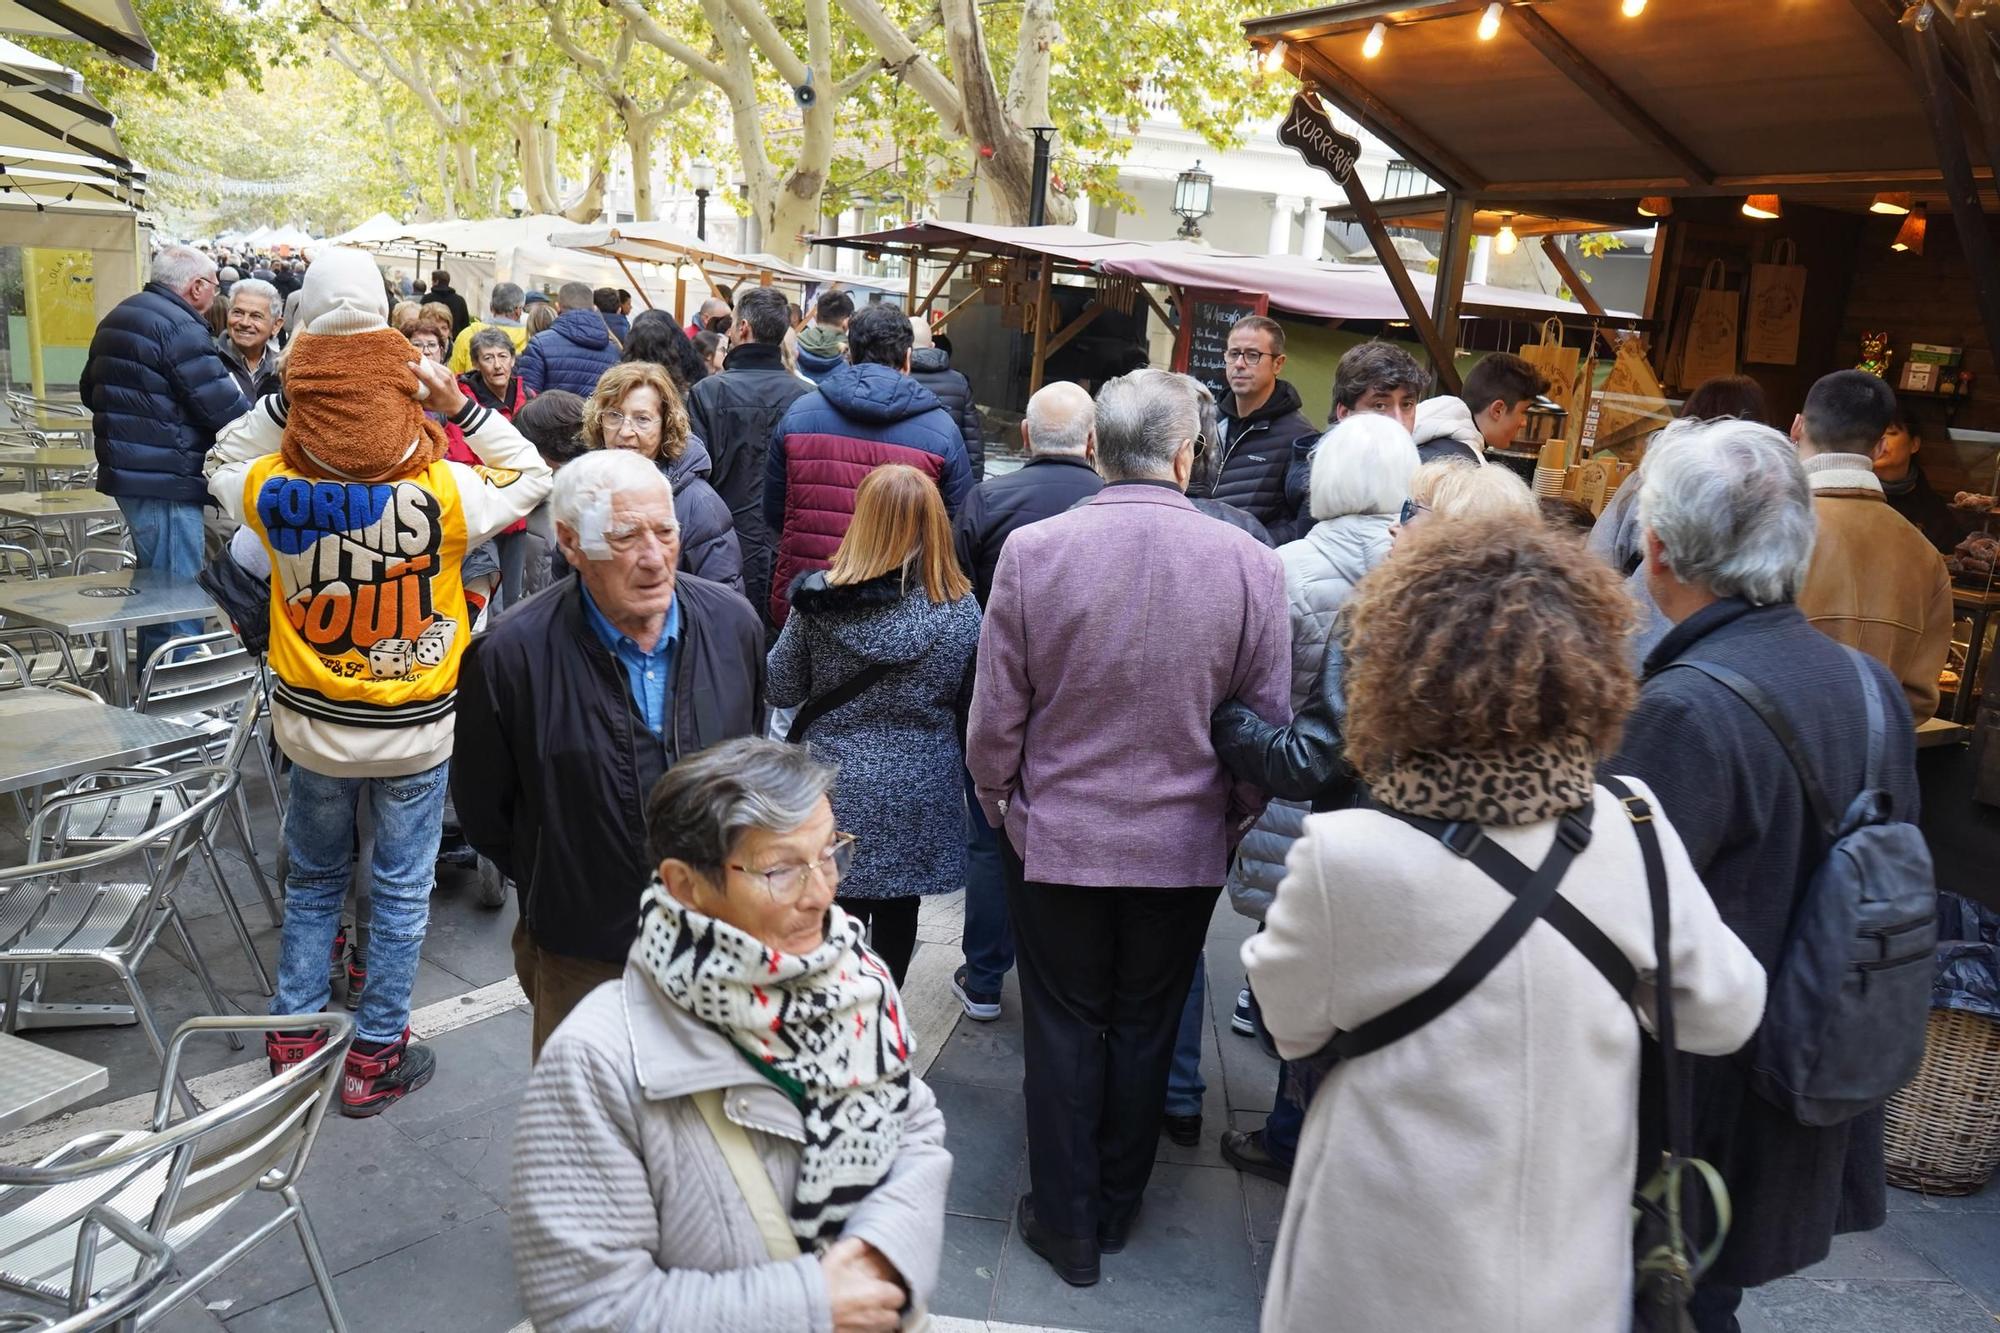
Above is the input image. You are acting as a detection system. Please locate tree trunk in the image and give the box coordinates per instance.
[437,142,459,218]
[937,0,1070,225]
[625,117,656,220]
[453,140,478,215]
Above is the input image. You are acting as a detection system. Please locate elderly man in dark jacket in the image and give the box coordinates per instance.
[1611,417,1919,1333]
[686,287,813,628]
[909,316,985,479]
[1197,315,1317,538]
[764,301,972,626]
[453,448,764,1058]
[81,243,249,663]
[516,281,621,397]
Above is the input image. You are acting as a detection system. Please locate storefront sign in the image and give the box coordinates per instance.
[1278,91,1361,186]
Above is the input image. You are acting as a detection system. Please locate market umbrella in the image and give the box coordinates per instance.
[0,0,153,70]
[0,46,137,208]
[0,36,80,93]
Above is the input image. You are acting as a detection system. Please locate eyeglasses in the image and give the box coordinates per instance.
[604,410,660,434]
[726,832,857,903]
[1223,348,1274,366]
[1398,498,1431,525]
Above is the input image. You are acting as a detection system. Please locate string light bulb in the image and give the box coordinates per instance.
[1742,194,1782,220]
[1892,204,1928,254]
[1495,214,1519,255]
[1363,21,1387,58]
[1622,0,1646,15]
[1478,2,1503,39]
[1263,40,1288,73]
[1870,192,1913,215]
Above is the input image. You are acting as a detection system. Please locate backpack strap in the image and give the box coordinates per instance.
[1318,801,1596,1065]
[690,1087,803,1261]
[1601,775,1687,1159]
[1852,651,1888,797]
[786,661,898,744]
[1661,659,1839,838]
[1376,806,1638,1003]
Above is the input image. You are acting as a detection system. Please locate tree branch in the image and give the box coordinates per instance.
[1004,0,1056,126]
[605,0,730,87]
[835,0,963,130]
[718,0,809,87]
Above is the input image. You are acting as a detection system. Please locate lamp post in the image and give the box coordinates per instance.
[1173,161,1213,239]
[691,155,715,241]
[1028,126,1057,226]
[505,185,527,219]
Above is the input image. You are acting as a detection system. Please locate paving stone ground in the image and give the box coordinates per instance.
[3,782,1995,1332]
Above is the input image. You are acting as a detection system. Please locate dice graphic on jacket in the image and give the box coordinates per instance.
[414,620,458,668]
[367,639,415,678]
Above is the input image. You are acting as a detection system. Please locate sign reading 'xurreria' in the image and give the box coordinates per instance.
[1278,90,1361,185]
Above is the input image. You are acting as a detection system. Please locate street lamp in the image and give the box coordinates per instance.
[691,155,715,241]
[1173,161,1213,239]
[505,185,527,218]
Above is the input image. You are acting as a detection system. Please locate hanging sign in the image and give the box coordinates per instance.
[1277,90,1362,185]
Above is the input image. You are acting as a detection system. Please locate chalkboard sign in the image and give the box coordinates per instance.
[1172,288,1271,389]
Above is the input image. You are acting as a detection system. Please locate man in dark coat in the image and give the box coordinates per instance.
[452,448,764,1057]
[764,301,971,626]
[81,244,249,662]
[427,269,471,338]
[516,282,622,397]
[686,287,813,628]
[1610,417,1920,1333]
[1199,314,1318,538]
[909,316,984,479]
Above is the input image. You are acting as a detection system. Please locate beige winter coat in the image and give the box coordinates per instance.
[509,962,952,1333]
[1245,778,1767,1333]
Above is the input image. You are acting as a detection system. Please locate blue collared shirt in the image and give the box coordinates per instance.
[580,586,680,735]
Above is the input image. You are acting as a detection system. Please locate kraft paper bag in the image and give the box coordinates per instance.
[1520,317,1581,413]
[1746,239,1806,366]
[1679,259,1741,387]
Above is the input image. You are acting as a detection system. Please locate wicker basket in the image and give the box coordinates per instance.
[1884,1007,2000,1196]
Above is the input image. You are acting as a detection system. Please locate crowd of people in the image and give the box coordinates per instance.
[78,240,1947,1333]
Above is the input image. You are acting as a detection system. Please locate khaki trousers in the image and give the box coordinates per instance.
[512,918,624,1059]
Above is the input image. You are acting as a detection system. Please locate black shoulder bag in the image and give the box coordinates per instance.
[784,662,899,743]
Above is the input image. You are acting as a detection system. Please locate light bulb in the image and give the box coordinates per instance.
[1622,0,1646,15]
[1478,2,1502,40]
[1363,21,1386,58]
[1742,194,1782,220]
[1495,221,1519,256]
[1263,40,1287,73]
[1870,192,1913,215]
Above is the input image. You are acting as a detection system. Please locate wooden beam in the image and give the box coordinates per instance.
[1432,195,1474,347]
[1287,44,1480,193]
[1909,3,2000,385]
[1641,222,1672,326]
[929,285,986,332]
[673,269,687,325]
[1044,299,1110,360]
[1246,0,1488,45]
[1539,236,1619,355]
[1852,0,1979,121]
[1341,168,1461,392]
[613,256,656,311]
[1028,259,1054,394]
[1952,7,2000,211]
[1505,6,1714,185]
[1140,285,1176,331]
[920,247,970,313]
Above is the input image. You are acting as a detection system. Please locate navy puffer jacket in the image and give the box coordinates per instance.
[516,309,621,397]
[909,346,985,479]
[81,284,250,505]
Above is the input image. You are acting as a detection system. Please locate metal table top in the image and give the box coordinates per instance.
[0,490,119,522]
[0,446,94,470]
[0,570,217,637]
[0,1032,108,1132]
[0,687,203,793]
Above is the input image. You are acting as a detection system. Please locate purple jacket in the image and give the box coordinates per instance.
[967,482,1290,888]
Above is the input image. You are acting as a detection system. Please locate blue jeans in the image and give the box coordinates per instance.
[960,769,1014,993]
[274,760,449,1045]
[1164,951,1207,1117]
[1264,1062,1309,1164]
[114,495,206,666]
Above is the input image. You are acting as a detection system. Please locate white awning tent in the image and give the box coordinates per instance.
[326,212,402,246]
[0,0,152,71]
[550,220,848,321]
[0,36,81,93]
[336,214,630,318]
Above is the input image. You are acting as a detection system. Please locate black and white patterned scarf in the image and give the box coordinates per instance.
[635,878,914,1250]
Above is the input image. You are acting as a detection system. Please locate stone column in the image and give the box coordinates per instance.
[1301,200,1335,261]
[1267,196,1303,255]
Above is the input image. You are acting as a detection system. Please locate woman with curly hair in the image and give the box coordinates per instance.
[585,360,743,591]
[1244,515,1766,1333]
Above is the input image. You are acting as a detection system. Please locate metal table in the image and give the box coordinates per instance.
[19,408,90,443]
[0,572,218,704]
[0,489,121,570]
[0,446,94,490]
[0,1032,107,1131]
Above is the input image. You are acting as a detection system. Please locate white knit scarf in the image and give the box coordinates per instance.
[634,879,914,1249]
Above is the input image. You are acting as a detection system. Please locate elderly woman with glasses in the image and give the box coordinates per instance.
[511,736,950,1333]
[584,360,743,592]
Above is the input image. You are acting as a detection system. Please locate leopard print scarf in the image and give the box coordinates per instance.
[1370,734,1597,825]
[634,879,914,1250]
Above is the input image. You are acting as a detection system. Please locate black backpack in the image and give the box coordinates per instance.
[1665,652,1937,1127]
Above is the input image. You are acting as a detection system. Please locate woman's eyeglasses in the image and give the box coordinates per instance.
[1398,498,1431,525]
[726,832,857,903]
[604,410,661,434]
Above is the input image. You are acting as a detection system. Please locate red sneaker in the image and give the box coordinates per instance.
[340,1029,436,1118]
[267,1027,329,1078]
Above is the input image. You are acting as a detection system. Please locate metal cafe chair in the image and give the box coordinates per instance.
[0,767,243,1099]
[0,1207,172,1332]
[137,635,286,829]
[0,1013,354,1333]
[67,551,131,577]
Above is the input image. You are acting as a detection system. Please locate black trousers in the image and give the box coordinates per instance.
[1689,1284,1743,1333]
[1001,838,1219,1241]
[840,895,921,987]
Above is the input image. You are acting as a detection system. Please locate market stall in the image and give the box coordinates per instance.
[338,214,629,317]
[548,220,841,323]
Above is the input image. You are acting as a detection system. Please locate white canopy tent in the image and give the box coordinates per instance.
[0,0,151,70]
[338,214,629,316]
[550,220,845,321]
[326,212,402,246]
[0,36,81,93]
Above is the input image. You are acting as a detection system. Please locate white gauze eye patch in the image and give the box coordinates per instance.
[575,492,618,560]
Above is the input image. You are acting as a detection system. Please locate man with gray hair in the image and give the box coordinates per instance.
[217,276,283,400]
[1612,416,1921,1332]
[448,279,529,374]
[82,243,249,663]
[967,367,1288,1284]
[454,447,765,1056]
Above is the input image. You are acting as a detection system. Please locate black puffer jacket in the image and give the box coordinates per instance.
[952,455,1103,604]
[910,346,985,479]
[452,574,765,963]
[685,341,814,620]
[81,284,250,505]
[1198,379,1319,537]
